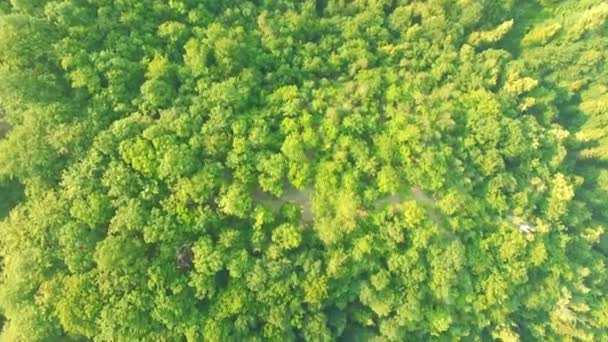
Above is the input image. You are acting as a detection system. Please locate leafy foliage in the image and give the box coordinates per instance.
[0,0,607,340]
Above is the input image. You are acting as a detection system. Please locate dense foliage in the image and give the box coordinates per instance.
[1,0,607,340]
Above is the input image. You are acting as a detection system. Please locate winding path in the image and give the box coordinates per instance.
[254,186,435,223]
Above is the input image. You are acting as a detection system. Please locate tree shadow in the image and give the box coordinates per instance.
[0,176,24,220]
[498,0,550,58]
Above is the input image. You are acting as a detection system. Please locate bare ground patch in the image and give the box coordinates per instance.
[254,185,436,224]
[253,187,313,222]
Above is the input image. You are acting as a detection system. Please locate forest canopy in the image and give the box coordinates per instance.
[0,0,607,340]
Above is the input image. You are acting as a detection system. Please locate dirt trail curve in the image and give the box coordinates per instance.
[253,187,314,222]
[254,186,434,223]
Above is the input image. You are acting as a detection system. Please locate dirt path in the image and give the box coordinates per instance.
[374,186,434,209]
[411,186,434,205]
[253,187,313,222]
[254,185,435,223]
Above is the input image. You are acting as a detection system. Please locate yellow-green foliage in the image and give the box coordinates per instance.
[567,3,608,41]
[523,22,562,46]
[0,0,606,341]
[468,19,514,46]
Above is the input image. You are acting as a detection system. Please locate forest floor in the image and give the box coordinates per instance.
[374,186,434,209]
[254,185,435,223]
[253,187,314,221]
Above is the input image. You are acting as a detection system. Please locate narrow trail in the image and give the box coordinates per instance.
[254,186,436,223]
[253,187,313,222]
